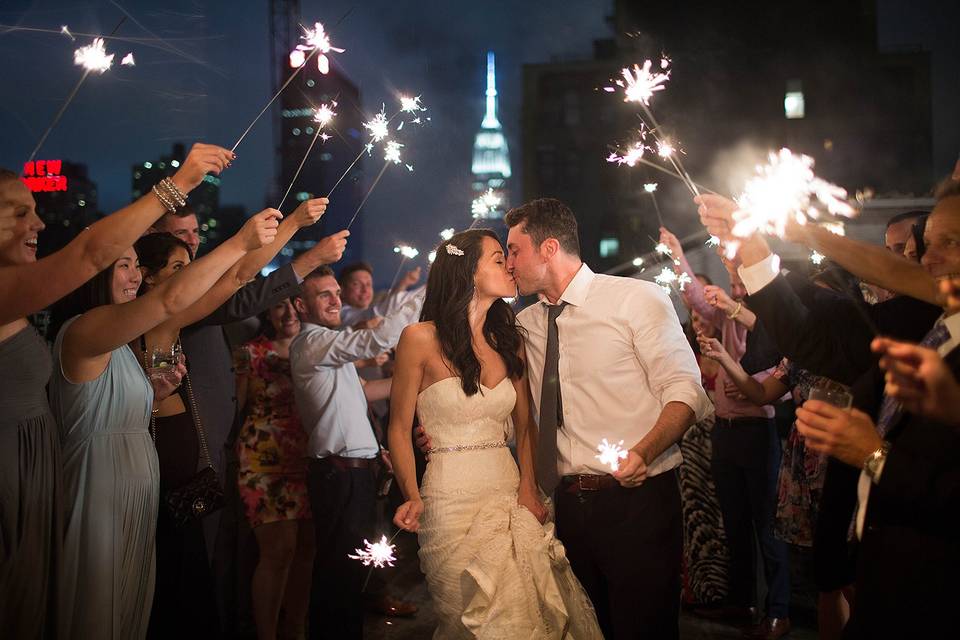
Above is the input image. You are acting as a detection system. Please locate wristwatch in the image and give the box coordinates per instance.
[863,442,890,481]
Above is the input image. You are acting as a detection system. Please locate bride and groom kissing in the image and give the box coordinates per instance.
[386,198,711,639]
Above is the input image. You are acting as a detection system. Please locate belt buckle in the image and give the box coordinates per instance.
[577,475,600,491]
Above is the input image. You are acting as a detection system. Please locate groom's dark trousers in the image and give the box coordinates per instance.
[555,469,682,640]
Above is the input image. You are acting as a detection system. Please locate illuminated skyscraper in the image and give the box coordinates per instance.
[471,51,511,220]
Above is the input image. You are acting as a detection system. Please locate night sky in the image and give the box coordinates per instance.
[1,0,956,284]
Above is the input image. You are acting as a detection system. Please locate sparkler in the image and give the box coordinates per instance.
[654,242,672,257]
[327,108,394,200]
[231,20,341,152]
[295,22,345,74]
[469,188,503,228]
[363,108,390,143]
[810,250,826,265]
[60,25,75,41]
[26,18,126,165]
[74,37,114,73]
[349,535,397,569]
[384,140,404,165]
[388,245,420,290]
[439,228,455,241]
[427,250,437,264]
[399,94,425,114]
[730,148,856,240]
[276,102,336,211]
[120,52,135,66]
[595,438,629,472]
[614,60,670,107]
[607,139,647,167]
[705,235,721,248]
[643,182,665,227]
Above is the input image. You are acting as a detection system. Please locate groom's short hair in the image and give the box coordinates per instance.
[504,198,580,257]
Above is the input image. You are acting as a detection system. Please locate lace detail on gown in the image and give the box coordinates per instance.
[416,377,602,639]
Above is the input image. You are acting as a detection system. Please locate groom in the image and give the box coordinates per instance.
[505,199,710,639]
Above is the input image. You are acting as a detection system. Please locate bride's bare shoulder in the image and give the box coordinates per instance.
[398,321,440,350]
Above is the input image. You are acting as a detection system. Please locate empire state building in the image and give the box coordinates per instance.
[470,51,511,220]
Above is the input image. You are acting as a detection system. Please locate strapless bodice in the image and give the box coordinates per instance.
[416,376,516,451]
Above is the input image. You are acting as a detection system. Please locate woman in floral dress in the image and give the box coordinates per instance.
[235,299,313,640]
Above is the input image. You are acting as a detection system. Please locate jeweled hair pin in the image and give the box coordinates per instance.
[445,243,464,256]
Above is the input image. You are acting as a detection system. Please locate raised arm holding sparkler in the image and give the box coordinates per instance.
[0,143,233,324]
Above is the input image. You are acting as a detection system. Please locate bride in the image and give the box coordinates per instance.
[387,229,602,639]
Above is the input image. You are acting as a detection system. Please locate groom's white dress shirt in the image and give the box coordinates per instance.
[517,263,712,478]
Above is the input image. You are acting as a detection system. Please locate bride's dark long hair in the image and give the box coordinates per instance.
[420,229,524,396]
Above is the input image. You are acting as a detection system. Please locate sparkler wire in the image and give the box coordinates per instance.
[345,161,390,230]
[26,17,126,165]
[277,126,325,211]
[231,48,319,152]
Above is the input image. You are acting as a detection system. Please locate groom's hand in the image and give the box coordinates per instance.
[414,425,433,460]
[613,450,648,488]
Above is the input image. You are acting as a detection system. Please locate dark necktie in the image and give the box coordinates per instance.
[537,302,567,493]
[875,319,950,437]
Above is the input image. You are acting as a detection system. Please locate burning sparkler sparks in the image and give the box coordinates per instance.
[731,148,856,240]
[295,22,345,74]
[384,140,404,165]
[595,439,629,472]
[439,228,455,241]
[364,108,390,143]
[348,535,397,569]
[471,188,502,218]
[607,140,647,167]
[60,25,75,41]
[394,244,420,260]
[120,52,135,66]
[313,101,337,127]
[74,38,114,73]
[656,140,676,159]
[644,183,658,193]
[399,95,425,114]
[705,235,721,248]
[615,59,671,106]
[654,266,677,293]
[810,250,826,265]
[655,242,672,257]
[427,250,437,264]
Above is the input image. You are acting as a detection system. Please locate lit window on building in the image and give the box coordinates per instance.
[599,237,620,258]
[296,192,311,202]
[319,153,332,161]
[143,161,153,169]
[784,80,804,119]
[292,128,301,136]
[171,160,180,168]
[306,127,314,134]
[306,79,315,88]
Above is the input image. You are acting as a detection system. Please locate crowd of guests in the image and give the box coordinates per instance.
[0,137,957,640]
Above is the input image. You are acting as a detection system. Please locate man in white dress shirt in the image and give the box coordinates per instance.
[504,198,712,640]
[338,261,425,328]
[290,266,418,639]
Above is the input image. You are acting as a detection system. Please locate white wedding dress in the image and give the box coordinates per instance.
[416,377,603,639]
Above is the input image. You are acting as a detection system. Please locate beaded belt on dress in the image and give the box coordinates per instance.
[428,440,507,455]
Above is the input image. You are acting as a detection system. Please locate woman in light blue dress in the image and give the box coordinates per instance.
[48,210,278,639]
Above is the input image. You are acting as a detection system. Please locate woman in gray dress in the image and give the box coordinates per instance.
[48,211,279,639]
[0,146,231,638]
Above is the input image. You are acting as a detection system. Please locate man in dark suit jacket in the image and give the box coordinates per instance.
[700,177,960,637]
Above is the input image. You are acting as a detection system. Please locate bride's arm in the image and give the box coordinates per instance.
[512,344,549,524]
[388,324,427,532]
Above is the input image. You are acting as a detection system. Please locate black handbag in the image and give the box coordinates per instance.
[146,341,225,526]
